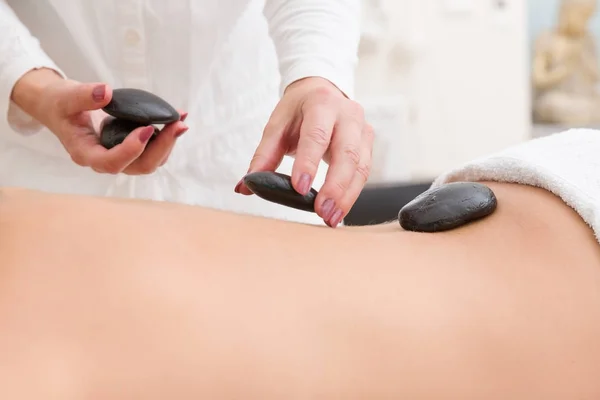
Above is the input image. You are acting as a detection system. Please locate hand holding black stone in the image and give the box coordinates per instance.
[243,172,318,212]
[100,88,180,149]
[100,118,161,149]
[399,182,497,232]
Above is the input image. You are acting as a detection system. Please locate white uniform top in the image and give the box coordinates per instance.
[0,0,360,224]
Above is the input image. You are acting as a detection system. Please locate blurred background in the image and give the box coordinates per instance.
[347,0,600,223]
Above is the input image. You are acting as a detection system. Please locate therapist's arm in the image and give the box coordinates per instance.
[0,0,67,135]
[263,0,361,98]
[245,0,367,228]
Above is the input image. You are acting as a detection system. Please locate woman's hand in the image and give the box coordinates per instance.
[13,70,188,175]
[237,77,374,227]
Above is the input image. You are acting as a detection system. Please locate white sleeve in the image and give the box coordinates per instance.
[432,129,600,242]
[263,0,360,99]
[0,1,66,136]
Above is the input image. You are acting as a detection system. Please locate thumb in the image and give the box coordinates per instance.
[59,82,113,116]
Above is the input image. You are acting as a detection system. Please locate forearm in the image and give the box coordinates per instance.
[263,0,360,98]
[0,1,65,133]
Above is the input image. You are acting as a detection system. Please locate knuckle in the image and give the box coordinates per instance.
[330,179,350,196]
[356,162,371,181]
[298,156,320,172]
[342,145,361,166]
[345,101,365,121]
[313,86,334,101]
[305,126,330,147]
[304,86,336,109]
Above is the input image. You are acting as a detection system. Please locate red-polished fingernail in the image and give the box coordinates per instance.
[234,179,244,194]
[180,112,189,122]
[139,126,155,144]
[92,85,106,102]
[328,209,343,228]
[297,173,311,195]
[321,199,335,220]
[175,127,189,138]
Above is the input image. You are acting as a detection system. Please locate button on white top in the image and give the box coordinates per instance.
[124,29,141,45]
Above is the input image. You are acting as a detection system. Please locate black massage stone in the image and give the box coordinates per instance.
[100,88,179,149]
[243,171,318,212]
[100,118,159,149]
[398,182,497,232]
[103,88,180,124]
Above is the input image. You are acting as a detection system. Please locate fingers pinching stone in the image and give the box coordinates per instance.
[100,118,159,149]
[399,182,497,233]
[100,88,180,149]
[102,88,180,124]
[243,171,318,212]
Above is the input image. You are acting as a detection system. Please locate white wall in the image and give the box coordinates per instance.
[357,0,531,182]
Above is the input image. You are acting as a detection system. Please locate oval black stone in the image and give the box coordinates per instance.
[103,88,180,124]
[243,171,318,212]
[398,182,497,233]
[100,118,158,149]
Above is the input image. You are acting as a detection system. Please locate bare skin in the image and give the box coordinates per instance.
[0,182,599,399]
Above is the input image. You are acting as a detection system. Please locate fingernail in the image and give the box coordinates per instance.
[139,126,155,144]
[180,112,189,122]
[234,179,244,194]
[321,198,335,220]
[328,209,344,228]
[297,173,311,195]
[92,84,106,102]
[175,126,189,138]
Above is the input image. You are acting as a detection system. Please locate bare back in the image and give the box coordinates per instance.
[0,182,599,398]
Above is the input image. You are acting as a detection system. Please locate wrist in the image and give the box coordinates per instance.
[11,68,65,124]
[284,77,346,98]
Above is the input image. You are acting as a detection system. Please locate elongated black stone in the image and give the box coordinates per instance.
[100,118,158,149]
[243,171,317,212]
[399,182,497,232]
[103,88,180,124]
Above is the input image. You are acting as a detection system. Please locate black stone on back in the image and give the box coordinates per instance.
[100,88,179,149]
[398,182,497,232]
[243,171,318,212]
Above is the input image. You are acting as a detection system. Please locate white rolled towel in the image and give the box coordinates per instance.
[432,129,600,241]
